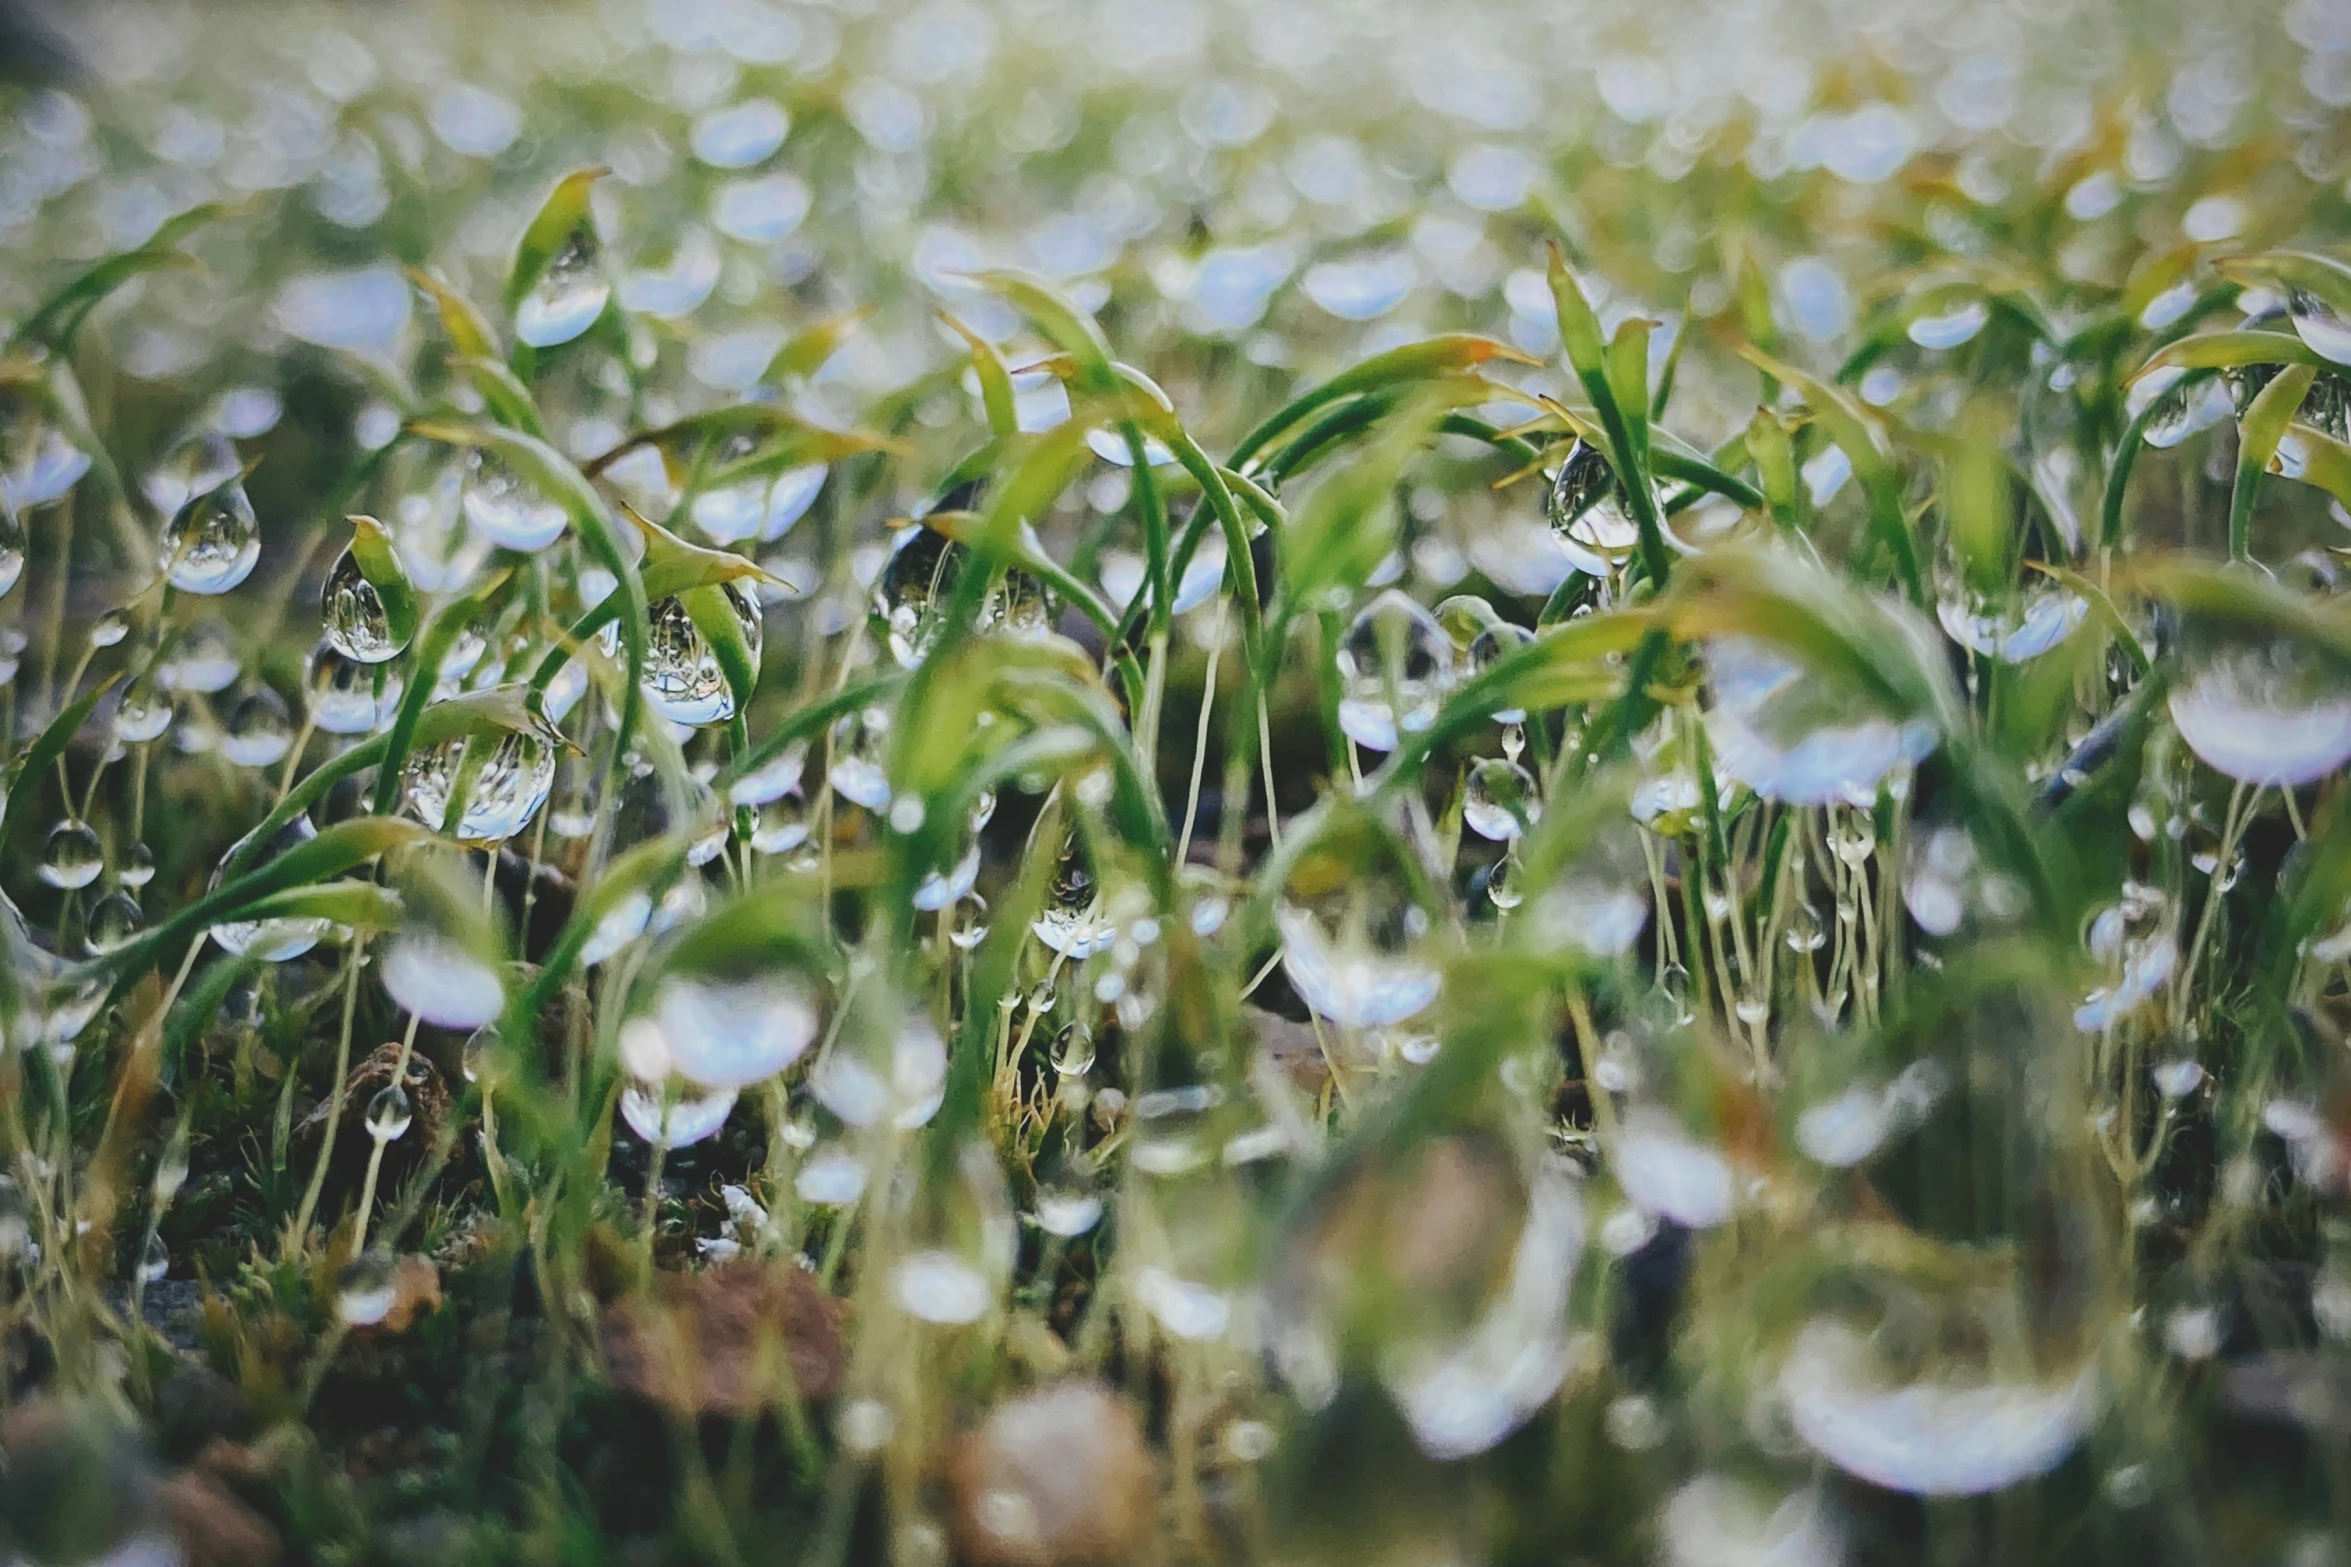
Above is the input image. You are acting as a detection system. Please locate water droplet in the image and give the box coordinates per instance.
[87,608,130,648]
[621,1081,739,1148]
[893,1249,993,1324]
[1031,838,1115,959]
[335,1251,398,1327]
[305,642,401,736]
[1907,299,1989,350]
[158,472,261,595]
[635,583,763,726]
[1335,590,1453,752]
[366,1082,413,1142]
[1462,757,1539,842]
[39,818,103,890]
[1468,620,1535,722]
[137,1231,169,1285]
[651,972,819,1091]
[1545,439,1649,575]
[220,685,293,768]
[2153,1058,2206,1099]
[461,448,568,551]
[84,890,142,956]
[2291,289,2351,367]
[210,815,333,960]
[1275,816,1443,1027]
[1936,582,2086,663]
[0,390,90,511]
[1612,1107,1736,1228]
[827,706,894,809]
[795,1143,867,1206]
[460,1027,493,1086]
[514,228,611,350]
[1659,1477,1841,1567]
[113,675,173,744]
[381,933,505,1030]
[2170,639,2351,787]
[405,731,557,843]
[321,544,407,663]
[1779,1316,2094,1495]
[1707,636,1937,806]
[0,505,24,600]
[811,1011,947,1130]
[160,619,239,693]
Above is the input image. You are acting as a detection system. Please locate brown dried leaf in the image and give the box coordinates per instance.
[600,1261,847,1417]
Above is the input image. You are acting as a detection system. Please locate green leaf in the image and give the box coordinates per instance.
[407,267,499,360]
[2133,329,2328,380]
[1229,333,1538,472]
[2212,250,2351,326]
[0,672,122,862]
[506,167,606,317]
[764,307,872,383]
[940,312,1018,438]
[10,202,235,353]
[2231,363,2316,561]
[1739,346,1926,604]
[966,269,1117,394]
[346,515,420,653]
[369,569,516,818]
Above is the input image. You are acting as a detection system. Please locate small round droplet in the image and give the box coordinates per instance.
[221,686,294,768]
[137,1231,169,1285]
[119,841,155,890]
[39,818,103,890]
[87,608,131,649]
[366,1083,413,1143]
[335,1251,398,1327]
[84,890,142,955]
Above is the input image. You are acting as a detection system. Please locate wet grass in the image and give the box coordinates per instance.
[0,2,2348,1563]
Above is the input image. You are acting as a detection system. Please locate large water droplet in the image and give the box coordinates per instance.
[405,731,557,844]
[381,932,505,1029]
[2169,639,2351,786]
[1545,439,1648,576]
[1778,1316,2095,1495]
[620,1082,737,1148]
[220,685,294,768]
[0,389,91,511]
[1611,1106,1736,1228]
[1705,635,1938,806]
[461,448,568,551]
[158,473,261,595]
[1335,589,1453,752]
[305,642,400,736]
[38,818,103,890]
[893,1249,994,1324]
[366,1082,413,1142]
[514,228,611,350]
[210,815,332,960]
[160,619,240,694]
[2291,289,2351,367]
[651,972,819,1091]
[1462,757,1539,842]
[827,705,894,810]
[84,889,142,956]
[1275,820,1442,1028]
[335,1251,398,1327]
[1907,299,1990,350]
[0,505,25,600]
[321,545,406,663]
[113,676,173,744]
[1935,581,2086,663]
[637,582,763,726]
